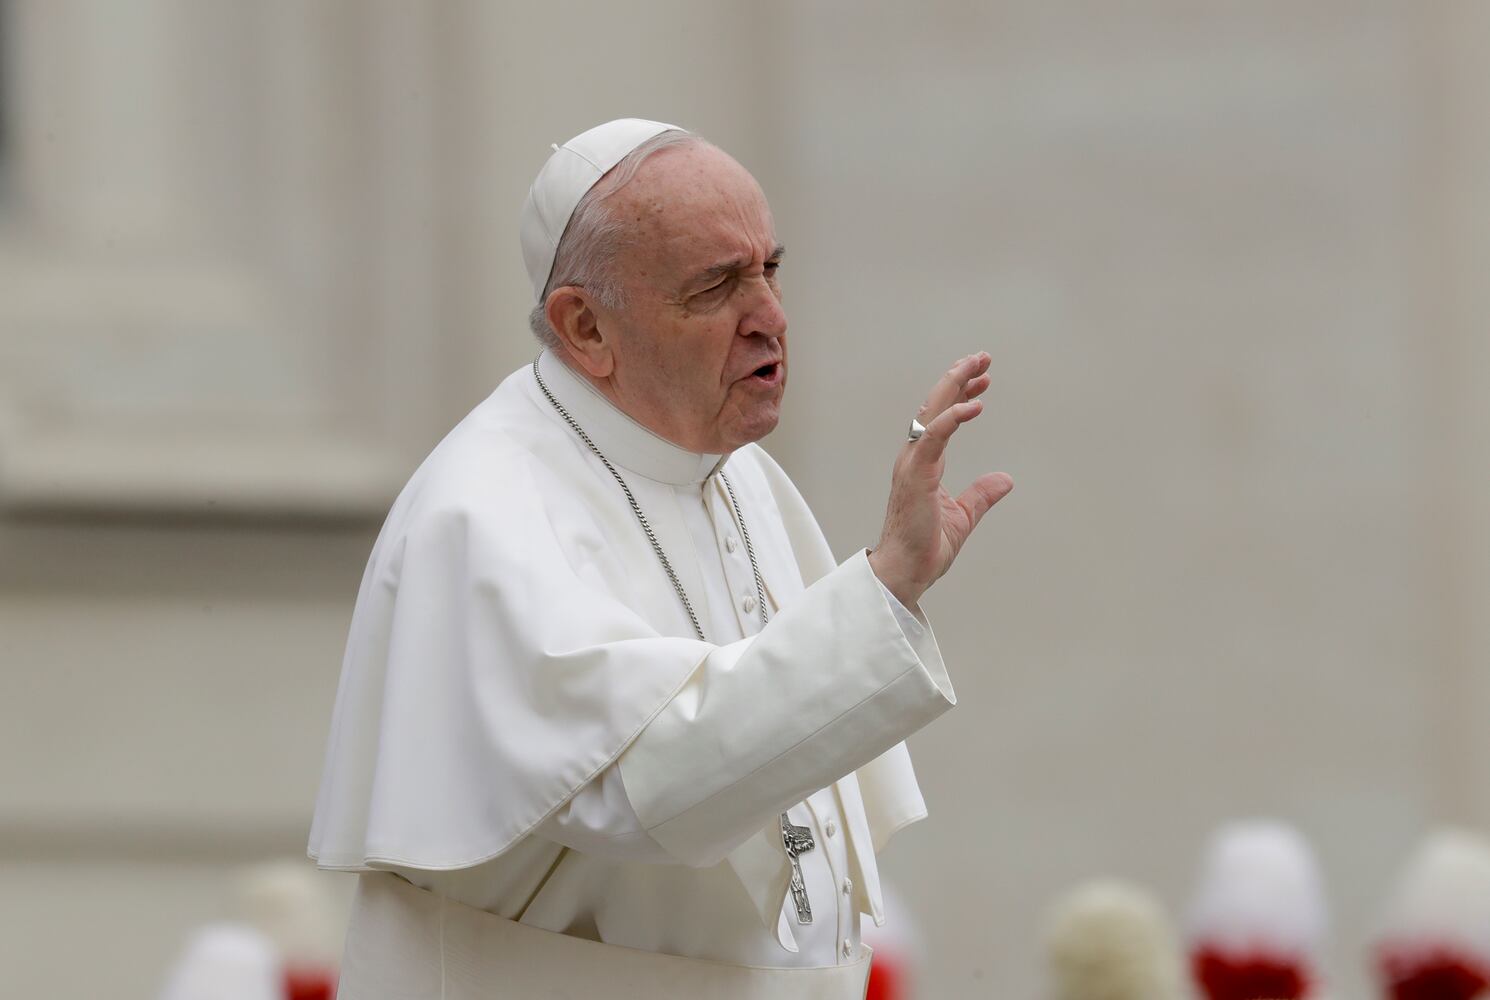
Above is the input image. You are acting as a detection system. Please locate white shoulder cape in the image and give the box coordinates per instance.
[308,362,927,873]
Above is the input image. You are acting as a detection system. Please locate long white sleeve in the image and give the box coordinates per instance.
[536,764,674,862]
[596,552,952,867]
[535,565,950,866]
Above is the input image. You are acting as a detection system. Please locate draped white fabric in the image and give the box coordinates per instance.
[337,873,875,1000]
[309,351,955,968]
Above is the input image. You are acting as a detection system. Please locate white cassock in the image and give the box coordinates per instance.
[308,350,957,998]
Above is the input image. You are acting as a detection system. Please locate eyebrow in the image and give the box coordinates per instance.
[687,244,787,289]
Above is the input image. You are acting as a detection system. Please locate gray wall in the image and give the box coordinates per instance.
[1,2,1486,997]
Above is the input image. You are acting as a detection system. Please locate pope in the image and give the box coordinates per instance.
[308,118,1013,999]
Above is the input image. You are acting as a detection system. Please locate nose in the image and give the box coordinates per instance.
[741,276,787,341]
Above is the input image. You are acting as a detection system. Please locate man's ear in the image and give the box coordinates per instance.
[546,287,614,378]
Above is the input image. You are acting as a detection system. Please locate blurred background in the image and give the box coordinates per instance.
[1,1,1487,997]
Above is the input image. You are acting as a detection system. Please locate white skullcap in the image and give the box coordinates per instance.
[520,117,685,303]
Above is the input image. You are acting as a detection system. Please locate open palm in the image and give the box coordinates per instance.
[869,352,1013,609]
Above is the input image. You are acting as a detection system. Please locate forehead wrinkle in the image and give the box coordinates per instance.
[654,204,772,285]
[612,145,778,290]
[693,240,784,282]
[679,198,778,265]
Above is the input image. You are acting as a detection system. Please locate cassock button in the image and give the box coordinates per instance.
[824,820,837,838]
[842,876,853,896]
[742,595,757,614]
[726,536,739,553]
[842,938,853,959]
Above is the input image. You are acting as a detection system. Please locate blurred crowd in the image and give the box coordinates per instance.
[1045,823,1490,1000]
[154,821,1490,1000]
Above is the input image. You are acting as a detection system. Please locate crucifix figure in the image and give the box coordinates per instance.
[780,813,816,924]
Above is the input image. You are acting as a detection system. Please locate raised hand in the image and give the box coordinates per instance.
[868,352,1013,609]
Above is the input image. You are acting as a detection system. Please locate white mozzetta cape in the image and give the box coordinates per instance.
[309,353,952,950]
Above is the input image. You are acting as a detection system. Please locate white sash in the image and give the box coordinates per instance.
[337,873,873,1000]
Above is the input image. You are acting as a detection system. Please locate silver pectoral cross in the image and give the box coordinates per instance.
[780,812,816,924]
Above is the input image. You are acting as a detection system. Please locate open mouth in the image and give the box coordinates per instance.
[750,363,782,383]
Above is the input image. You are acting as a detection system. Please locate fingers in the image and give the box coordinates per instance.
[918,352,991,423]
[910,398,983,465]
[955,472,1014,531]
[961,372,992,404]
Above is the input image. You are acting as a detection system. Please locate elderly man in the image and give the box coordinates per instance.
[309,118,1012,999]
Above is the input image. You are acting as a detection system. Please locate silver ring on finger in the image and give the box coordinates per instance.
[907,418,926,442]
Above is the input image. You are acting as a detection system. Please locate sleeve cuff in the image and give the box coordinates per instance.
[874,563,956,706]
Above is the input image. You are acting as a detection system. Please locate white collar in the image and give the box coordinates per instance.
[535,350,728,487]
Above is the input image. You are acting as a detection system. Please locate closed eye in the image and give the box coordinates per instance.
[690,274,737,303]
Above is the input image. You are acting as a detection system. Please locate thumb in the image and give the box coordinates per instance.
[955,472,1014,531]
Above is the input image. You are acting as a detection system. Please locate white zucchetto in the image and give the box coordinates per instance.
[520,117,684,303]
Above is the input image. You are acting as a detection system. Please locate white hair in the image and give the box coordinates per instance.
[528,129,706,350]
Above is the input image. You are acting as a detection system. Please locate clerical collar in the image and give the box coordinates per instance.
[534,350,727,486]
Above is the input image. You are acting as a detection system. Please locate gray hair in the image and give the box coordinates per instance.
[528,129,705,351]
